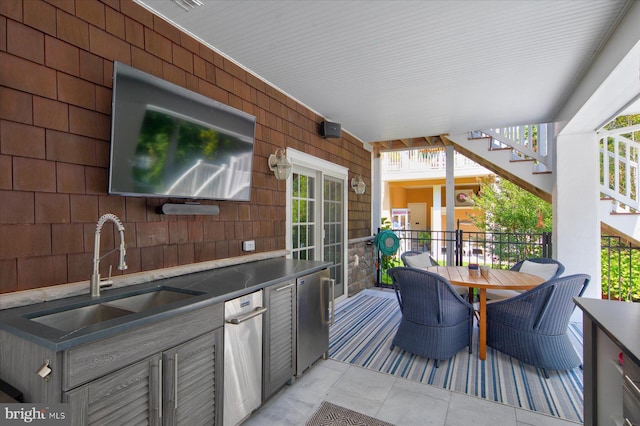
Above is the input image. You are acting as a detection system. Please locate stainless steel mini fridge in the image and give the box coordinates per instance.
[223,290,266,426]
[296,268,333,376]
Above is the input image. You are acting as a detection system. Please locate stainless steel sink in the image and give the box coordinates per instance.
[30,304,134,332]
[27,288,201,332]
[103,289,197,312]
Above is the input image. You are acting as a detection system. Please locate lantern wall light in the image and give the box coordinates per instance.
[268,147,292,180]
[351,175,366,194]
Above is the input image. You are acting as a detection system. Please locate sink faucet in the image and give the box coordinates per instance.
[90,213,128,297]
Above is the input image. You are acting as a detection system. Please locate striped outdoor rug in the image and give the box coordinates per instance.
[328,289,584,423]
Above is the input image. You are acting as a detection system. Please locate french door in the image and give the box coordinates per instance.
[287,149,348,301]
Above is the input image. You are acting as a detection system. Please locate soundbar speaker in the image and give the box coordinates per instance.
[158,203,220,215]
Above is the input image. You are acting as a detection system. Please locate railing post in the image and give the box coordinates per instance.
[376,227,381,285]
[627,242,633,302]
[542,232,552,258]
[455,230,463,266]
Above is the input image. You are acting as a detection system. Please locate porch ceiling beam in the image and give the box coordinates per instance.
[369,135,446,152]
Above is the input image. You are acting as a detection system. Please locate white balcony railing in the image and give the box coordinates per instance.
[599,123,640,212]
[382,148,489,178]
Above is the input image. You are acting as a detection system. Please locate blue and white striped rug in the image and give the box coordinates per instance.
[328,289,584,423]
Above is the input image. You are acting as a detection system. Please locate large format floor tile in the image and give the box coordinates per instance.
[245,359,581,426]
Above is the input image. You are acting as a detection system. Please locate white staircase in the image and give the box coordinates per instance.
[597,123,640,244]
[446,131,554,197]
[599,198,640,245]
[448,122,640,245]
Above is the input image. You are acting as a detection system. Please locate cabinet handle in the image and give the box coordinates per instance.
[226,307,268,324]
[158,358,163,419]
[275,282,295,292]
[174,354,179,409]
[625,374,640,398]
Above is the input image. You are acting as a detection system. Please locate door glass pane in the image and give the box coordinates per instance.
[323,176,344,298]
[290,168,345,300]
[292,225,299,249]
[291,172,317,261]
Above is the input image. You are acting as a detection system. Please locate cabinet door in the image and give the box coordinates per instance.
[263,280,296,400]
[65,354,162,426]
[163,330,223,426]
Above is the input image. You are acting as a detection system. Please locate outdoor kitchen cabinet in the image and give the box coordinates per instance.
[65,353,162,425]
[575,297,640,426]
[262,279,297,401]
[65,329,223,426]
[0,302,224,425]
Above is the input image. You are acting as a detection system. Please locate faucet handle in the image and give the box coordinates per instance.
[118,244,127,271]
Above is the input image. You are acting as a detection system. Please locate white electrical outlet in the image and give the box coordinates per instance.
[242,240,256,251]
[354,254,359,266]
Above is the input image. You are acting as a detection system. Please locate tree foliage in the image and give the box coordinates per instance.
[467,177,551,263]
[469,177,552,234]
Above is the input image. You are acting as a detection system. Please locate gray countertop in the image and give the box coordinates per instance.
[574,297,640,366]
[0,258,331,352]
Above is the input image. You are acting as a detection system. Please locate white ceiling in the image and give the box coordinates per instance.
[136,0,632,144]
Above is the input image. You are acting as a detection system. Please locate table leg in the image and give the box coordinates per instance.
[478,288,487,360]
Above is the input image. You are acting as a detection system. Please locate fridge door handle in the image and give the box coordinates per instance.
[226,307,267,324]
[322,277,335,325]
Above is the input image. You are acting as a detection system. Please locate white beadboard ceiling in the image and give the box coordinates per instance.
[135,0,632,144]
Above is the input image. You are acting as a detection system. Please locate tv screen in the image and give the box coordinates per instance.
[109,62,255,201]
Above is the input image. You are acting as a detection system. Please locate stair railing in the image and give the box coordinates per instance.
[472,123,554,172]
[599,124,640,212]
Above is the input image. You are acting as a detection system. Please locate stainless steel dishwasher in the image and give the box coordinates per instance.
[223,290,267,426]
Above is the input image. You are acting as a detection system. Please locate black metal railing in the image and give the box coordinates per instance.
[376,229,551,287]
[601,235,640,302]
[377,229,640,302]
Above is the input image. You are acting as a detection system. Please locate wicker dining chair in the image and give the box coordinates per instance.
[400,250,439,267]
[400,251,467,296]
[486,273,590,375]
[388,267,474,367]
[486,257,565,301]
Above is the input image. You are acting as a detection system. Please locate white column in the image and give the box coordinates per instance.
[445,145,455,265]
[553,132,601,304]
[372,153,382,234]
[432,184,442,254]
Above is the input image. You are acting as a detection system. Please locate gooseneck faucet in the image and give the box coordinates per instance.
[90,213,128,297]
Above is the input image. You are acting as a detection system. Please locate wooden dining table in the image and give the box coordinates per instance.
[426,265,545,360]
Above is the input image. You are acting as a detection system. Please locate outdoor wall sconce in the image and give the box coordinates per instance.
[268,147,292,180]
[351,175,366,194]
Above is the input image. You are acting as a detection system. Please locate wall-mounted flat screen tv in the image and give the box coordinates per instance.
[109,62,256,201]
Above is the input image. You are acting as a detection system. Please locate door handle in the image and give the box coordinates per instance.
[226,307,267,324]
[329,278,335,325]
[322,277,335,325]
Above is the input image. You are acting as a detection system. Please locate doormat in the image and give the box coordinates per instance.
[305,401,394,426]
